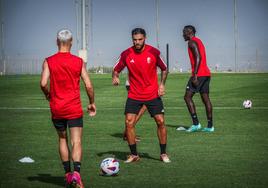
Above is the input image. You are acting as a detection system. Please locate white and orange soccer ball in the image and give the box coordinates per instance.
[100,158,119,176]
[243,100,252,109]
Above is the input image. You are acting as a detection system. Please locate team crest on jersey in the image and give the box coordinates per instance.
[130,59,135,63]
[147,57,151,64]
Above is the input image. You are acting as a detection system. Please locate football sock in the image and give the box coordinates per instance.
[191,113,199,125]
[160,144,167,154]
[62,161,71,173]
[207,118,213,128]
[129,144,137,155]
[73,161,81,173]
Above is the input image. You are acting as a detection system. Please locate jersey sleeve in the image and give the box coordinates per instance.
[157,53,167,71]
[113,52,126,73]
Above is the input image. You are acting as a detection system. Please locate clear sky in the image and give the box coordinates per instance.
[1,0,268,72]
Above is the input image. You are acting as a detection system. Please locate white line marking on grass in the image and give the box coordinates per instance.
[0,107,50,110]
[166,107,268,110]
[0,107,268,110]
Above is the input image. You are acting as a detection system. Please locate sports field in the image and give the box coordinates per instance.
[0,73,268,188]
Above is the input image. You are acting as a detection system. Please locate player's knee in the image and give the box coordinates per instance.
[125,118,135,127]
[184,95,190,102]
[157,123,166,130]
[125,123,135,130]
[207,104,213,112]
[71,139,82,147]
[203,99,212,108]
[126,125,135,132]
[155,117,165,127]
[58,131,67,139]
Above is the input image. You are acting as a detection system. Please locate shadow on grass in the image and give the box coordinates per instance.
[166,124,189,129]
[97,151,159,161]
[110,133,123,139]
[27,174,63,187]
[110,133,141,140]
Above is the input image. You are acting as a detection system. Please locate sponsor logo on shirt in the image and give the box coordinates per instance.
[147,57,151,64]
[130,59,135,63]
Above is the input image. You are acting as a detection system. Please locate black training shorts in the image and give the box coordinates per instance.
[52,117,83,131]
[125,97,164,117]
[186,76,210,94]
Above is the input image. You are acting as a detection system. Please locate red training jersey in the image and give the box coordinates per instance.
[46,52,83,119]
[113,44,167,101]
[188,36,211,77]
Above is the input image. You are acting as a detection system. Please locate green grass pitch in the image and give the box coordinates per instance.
[0,73,268,188]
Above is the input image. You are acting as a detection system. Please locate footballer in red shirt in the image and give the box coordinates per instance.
[112,28,170,163]
[182,25,214,133]
[40,29,96,187]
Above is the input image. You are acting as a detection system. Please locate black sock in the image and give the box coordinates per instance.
[73,161,81,173]
[191,113,199,125]
[129,144,137,155]
[160,144,166,154]
[208,118,213,128]
[62,161,71,173]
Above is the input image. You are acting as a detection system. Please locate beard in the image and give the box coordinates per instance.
[134,43,145,52]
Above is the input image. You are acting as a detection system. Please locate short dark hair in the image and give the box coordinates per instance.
[131,28,146,37]
[184,25,196,34]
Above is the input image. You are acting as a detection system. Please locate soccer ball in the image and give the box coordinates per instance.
[100,158,119,176]
[243,100,252,109]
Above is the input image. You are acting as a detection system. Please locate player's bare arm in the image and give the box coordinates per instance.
[112,70,120,86]
[40,60,50,101]
[81,62,96,116]
[188,40,201,86]
[159,69,168,96]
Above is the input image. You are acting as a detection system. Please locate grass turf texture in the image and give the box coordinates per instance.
[0,73,268,188]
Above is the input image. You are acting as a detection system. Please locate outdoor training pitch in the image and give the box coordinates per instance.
[0,73,267,188]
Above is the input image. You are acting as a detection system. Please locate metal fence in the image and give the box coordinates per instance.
[0,57,43,75]
[0,56,265,75]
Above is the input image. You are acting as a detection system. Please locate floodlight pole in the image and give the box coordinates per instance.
[166,43,169,73]
[75,0,80,50]
[82,0,86,51]
[256,48,259,72]
[1,22,5,75]
[89,0,93,52]
[1,21,3,60]
[155,0,160,49]
[0,0,5,75]
[234,0,238,72]
[77,0,88,64]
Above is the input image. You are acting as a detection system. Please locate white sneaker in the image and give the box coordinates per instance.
[124,155,140,163]
[160,154,171,163]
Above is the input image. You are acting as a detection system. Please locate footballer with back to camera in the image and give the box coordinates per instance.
[40,29,96,188]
